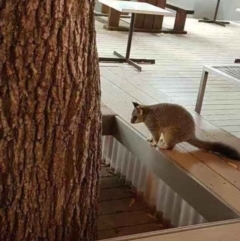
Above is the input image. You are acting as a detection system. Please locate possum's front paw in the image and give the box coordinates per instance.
[150,142,157,148]
[147,136,158,149]
[147,136,153,142]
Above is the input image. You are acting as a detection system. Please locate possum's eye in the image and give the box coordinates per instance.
[130,115,138,124]
[132,116,137,122]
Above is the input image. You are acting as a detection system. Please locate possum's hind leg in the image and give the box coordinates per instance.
[148,133,164,144]
[161,128,181,150]
[159,133,165,143]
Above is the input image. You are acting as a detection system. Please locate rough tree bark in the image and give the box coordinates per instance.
[0,0,101,240]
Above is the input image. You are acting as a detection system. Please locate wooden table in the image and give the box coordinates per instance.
[97,0,194,34]
[195,65,240,114]
[99,0,167,33]
[198,0,230,27]
[98,0,171,72]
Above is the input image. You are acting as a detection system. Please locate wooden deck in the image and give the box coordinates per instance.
[97,16,240,236]
[97,164,171,240]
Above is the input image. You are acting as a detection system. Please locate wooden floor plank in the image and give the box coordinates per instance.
[98,198,147,215]
[100,176,128,189]
[97,210,156,231]
[101,166,115,177]
[98,165,169,239]
[205,115,240,121]
[97,223,165,240]
[99,187,135,202]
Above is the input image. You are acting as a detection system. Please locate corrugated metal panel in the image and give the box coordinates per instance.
[102,136,207,227]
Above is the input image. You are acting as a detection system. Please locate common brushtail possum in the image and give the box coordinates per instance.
[130,101,240,161]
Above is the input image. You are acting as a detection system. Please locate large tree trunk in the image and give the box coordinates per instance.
[0,0,101,240]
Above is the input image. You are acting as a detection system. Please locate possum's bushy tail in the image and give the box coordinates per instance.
[187,136,240,161]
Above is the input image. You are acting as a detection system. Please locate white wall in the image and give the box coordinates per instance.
[95,2,101,12]
[169,0,240,21]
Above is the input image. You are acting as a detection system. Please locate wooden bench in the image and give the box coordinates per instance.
[98,0,167,33]
[166,2,194,33]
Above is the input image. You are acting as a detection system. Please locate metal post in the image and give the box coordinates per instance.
[125,13,136,59]
[195,71,209,114]
[213,0,220,21]
[100,12,154,71]
[198,0,229,26]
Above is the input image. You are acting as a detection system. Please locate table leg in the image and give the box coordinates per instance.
[195,71,209,114]
[198,0,230,27]
[126,13,135,59]
[99,13,155,71]
[113,13,142,71]
[173,10,187,32]
[213,0,220,21]
[113,12,135,60]
[108,8,121,28]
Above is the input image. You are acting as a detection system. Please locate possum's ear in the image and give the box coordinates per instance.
[132,102,139,108]
[137,107,143,115]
